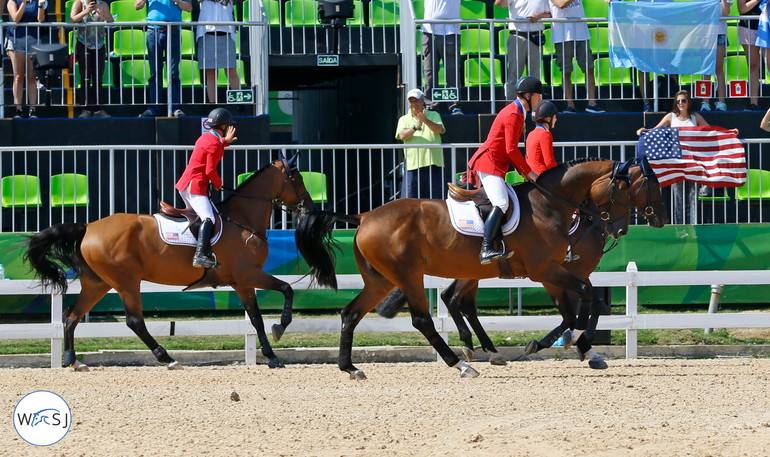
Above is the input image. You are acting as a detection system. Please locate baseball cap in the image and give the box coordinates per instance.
[406,88,424,100]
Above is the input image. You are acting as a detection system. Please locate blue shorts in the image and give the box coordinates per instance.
[717,34,727,47]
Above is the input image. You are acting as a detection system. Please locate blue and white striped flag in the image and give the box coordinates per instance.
[609,1,720,75]
[756,0,770,48]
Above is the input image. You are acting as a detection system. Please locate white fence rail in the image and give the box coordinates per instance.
[1,262,770,368]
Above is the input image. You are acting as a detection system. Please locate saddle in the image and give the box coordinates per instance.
[159,201,222,241]
[447,182,513,222]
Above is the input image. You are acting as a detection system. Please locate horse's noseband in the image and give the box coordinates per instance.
[278,169,311,214]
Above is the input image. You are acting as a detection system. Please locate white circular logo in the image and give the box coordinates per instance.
[13,391,71,446]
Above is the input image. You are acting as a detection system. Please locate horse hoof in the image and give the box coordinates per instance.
[348,369,367,380]
[523,339,539,357]
[588,357,608,370]
[268,358,285,369]
[488,354,507,366]
[271,324,285,342]
[461,346,474,362]
[455,361,480,378]
[168,361,183,370]
[72,360,89,372]
[562,330,574,351]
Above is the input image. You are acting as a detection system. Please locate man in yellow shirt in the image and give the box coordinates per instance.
[395,88,447,199]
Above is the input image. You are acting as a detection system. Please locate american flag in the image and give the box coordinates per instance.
[637,126,746,187]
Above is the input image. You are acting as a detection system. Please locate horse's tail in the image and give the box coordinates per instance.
[374,288,407,318]
[295,210,360,291]
[22,223,87,294]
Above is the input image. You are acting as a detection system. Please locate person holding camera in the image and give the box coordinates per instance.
[197,0,240,103]
[70,0,113,118]
[6,0,46,118]
[175,108,237,269]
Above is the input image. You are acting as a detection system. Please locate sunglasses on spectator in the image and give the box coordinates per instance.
[676,99,688,104]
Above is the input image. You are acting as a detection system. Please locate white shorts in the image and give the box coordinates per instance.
[738,26,758,46]
[478,171,509,211]
[178,190,216,222]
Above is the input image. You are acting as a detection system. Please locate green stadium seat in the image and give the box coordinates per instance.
[583,1,608,20]
[217,59,246,87]
[735,169,770,201]
[464,57,503,86]
[163,59,201,87]
[269,90,293,126]
[285,0,318,26]
[68,30,77,55]
[460,0,486,20]
[65,0,75,21]
[413,0,424,19]
[505,170,524,185]
[300,171,328,203]
[460,28,492,55]
[726,23,740,55]
[588,26,609,55]
[180,29,195,57]
[493,4,508,19]
[369,0,398,26]
[1,175,42,208]
[594,57,633,86]
[541,28,553,56]
[120,59,150,87]
[182,9,191,22]
[111,29,147,58]
[110,0,147,22]
[347,0,365,25]
[724,55,749,82]
[237,171,255,186]
[73,61,115,88]
[50,173,89,207]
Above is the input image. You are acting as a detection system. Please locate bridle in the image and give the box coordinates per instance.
[631,157,666,223]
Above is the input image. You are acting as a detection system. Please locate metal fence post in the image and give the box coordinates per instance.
[625,261,638,359]
[51,293,63,369]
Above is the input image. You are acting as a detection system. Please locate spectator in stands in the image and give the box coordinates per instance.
[495,0,551,101]
[526,100,559,175]
[736,0,761,110]
[395,88,447,199]
[6,0,46,119]
[548,0,604,113]
[421,0,463,115]
[761,107,770,131]
[197,0,240,103]
[71,0,114,118]
[700,0,732,112]
[136,0,192,117]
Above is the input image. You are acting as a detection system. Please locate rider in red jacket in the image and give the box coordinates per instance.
[467,76,541,264]
[175,107,237,269]
[526,100,559,176]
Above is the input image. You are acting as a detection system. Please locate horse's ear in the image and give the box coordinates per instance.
[287,151,300,170]
[278,151,286,161]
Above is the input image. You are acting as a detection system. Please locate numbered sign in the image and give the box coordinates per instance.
[432,88,459,102]
[728,80,748,98]
[694,80,713,99]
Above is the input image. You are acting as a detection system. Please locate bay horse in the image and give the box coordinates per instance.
[23,153,314,371]
[375,162,667,369]
[295,158,633,379]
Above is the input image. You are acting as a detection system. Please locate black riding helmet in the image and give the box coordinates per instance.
[205,108,236,130]
[514,76,543,96]
[535,100,558,122]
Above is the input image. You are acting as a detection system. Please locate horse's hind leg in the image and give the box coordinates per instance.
[457,283,505,365]
[235,286,285,369]
[118,287,180,369]
[62,274,111,371]
[440,280,476,361]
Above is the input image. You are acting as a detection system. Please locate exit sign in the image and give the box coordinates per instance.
[432,88,459,102]
[317,55,339,66]
[227,89,253,104]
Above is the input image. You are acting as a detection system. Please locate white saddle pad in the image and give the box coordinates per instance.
[446,183,520,237]
[153,214,223,247]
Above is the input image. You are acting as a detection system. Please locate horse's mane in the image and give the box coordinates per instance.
[536,156,605,184]
[220,160,275,205]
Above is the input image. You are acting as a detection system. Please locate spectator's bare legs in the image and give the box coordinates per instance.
[25,53,37,106]
[205,69,217,103]
[9,49,26,110]
[701,45,726,110]
[587,70,598,105]
[563,71,575,110]
[638,70,651,110]
[742,42,760,107]
[227,67,240,91]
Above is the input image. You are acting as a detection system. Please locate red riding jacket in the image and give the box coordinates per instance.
[525,125,557,175]
[467,99,532,186]
[175,131,228,195]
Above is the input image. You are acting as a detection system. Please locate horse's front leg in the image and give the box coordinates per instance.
[452,280,506,366]
[440,280,477,362]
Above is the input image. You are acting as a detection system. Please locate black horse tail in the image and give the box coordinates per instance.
[374,288,407,318]
[22,223,87,295]
[295,210,359,291]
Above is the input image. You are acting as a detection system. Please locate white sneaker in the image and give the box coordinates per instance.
[173,109,185,117]
[700,101,711,111]
[715,101,727,111]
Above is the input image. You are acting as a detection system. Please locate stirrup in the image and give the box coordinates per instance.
[193,253,220,270]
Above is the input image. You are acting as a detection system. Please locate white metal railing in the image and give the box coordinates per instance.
[1,262,770,368]
[1,140,769,233]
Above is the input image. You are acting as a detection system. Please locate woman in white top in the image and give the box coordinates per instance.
[197,0,240,103]
[636,90,708,136]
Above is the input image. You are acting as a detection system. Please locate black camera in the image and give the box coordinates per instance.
[318,0,354,22]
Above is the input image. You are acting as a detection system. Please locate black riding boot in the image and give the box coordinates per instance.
[193,218,220,269]
[479,206,512,265]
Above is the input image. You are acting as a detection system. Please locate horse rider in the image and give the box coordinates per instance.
[526,100,559,175]
[467,76,541,265]
[175,107,238,269]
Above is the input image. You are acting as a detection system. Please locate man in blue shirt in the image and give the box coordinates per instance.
[136,0,192,117]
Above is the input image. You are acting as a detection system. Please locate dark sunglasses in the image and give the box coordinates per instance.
[676,99,688,104]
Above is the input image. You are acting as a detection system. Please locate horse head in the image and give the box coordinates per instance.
[590,159,632,239]
[276,151,315,214]
[630,157,668,228]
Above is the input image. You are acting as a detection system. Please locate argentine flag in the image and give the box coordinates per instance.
[609,1,720,75]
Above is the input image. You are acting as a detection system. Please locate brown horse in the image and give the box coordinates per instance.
[295,158,633,379]
[23,153,314,371]
[375,162,667,370]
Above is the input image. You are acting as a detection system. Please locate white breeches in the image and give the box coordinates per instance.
[478,171,509,212]
[178,190,215,221]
